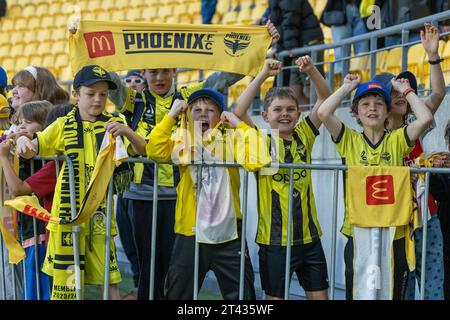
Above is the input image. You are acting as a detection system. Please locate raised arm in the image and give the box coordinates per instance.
[295,55,333,129]
[233,59,282,128]
[421,23,445,114]
[317,74,361,140]
[392,78,434,143]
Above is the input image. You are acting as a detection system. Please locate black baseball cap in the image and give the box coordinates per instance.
[187,88,226,111]
[73,65,117,90]
[126,69,144,79]
[372,71,418,94]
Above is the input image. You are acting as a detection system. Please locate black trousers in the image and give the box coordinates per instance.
[344,236,409,300]
[438,206,450,300]
[164,233,256,300]
[132,199,176,300]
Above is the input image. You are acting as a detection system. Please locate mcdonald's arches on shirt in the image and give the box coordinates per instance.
[348,165,412,227]
[69,20,272,77]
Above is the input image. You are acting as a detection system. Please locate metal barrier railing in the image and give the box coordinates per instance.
[2,155,450,300]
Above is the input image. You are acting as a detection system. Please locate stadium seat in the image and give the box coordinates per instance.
[240,0,255,9]
[174,3,187,16]
[42,55,56,74]
[41,15,55,29]
[13,17,28,31]
[54,14,70,28]
[28,56,43,68]
[0,44,11,58]
[238,8,253,24]
[48,2,63,16]
[166,15,180,24]
[260,77,274,100]
[442,41,450,85]
[7,4,22,18]
[21,4,36,18]
[102,0,116,10]
[187,2,201,16]
[35,2,49,17]
[111,10,126,21]
[349,55,370,82]
[15,56,29,71]
[158,5,175,20]
[37,29,52,42]
[2,57,15,75]
[52,28,67,41]
[37,41,53,56]
[375,50,388,74]
[27,16,41,30]
[141,6,159,21]
[1,18,14,32]
[52,40,67,55]
[176,72,191,87]
[10,43,25,57]
[222,10,239,24]
[385,47,402,75]
[59,66,73,82]
[216,0,232,17]
[193,13,203,24]
[90,0,103,11]
[9,31,24,45]
[24,43,39,55]
[23,31,38,44]
[250,4,267,22]
[126,8,142,21]
[179,13,193,24]
[55,54,69,70]
[407,43,426,86]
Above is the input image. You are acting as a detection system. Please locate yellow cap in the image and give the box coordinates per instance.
[0,94,10,119]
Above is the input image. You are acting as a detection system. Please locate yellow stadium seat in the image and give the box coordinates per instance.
[41,15,55,29]
[83,12,97,20]
[193,12,202,24]
[442,41,450,85]
[0,33,9,46]
[126,7,142,21]
[133,0,150,7]
[24,43,39,55]
[10,43,25,57]
[349,55,370,82]
[55,54,69,70]
[15,56,29,71]
[48,2,63,16]
[13,17,28,31]
[166,16,180,24]
[9,31,24,45]
[37,29,52,42]
[222,10,239,24]
[35,2,49,17]
[111,10,126,21]
[176,72,191,86]
[238,7,253,24]
[2,58,15,75]
[241,0,255,9]
[102,0,116,10]
[1,18,14,32]
[216,0,231,16]
[90,0,103,10]
[21,4,36,17]
[0,44,11,58]
[52,40,67,54]
[141,7,159,21]
[158,5,174,20]
[174,3,187,15]
[29,56,43,68]
[187,2,201,15]
[59,66,73,82]
[96,11,111,21]
[7,4,22,18]
[385,47,402,75]
[27,16,41,30]
[250,4,267,22]
[23,31,38,44]
[52,28,67,41]
[37,41,53,56]
[375,50,388,74]
[54,14,70,28]
[407,43,426,86]
[42,56,56,73]
[179,13,193,24]
[261,77,274,100]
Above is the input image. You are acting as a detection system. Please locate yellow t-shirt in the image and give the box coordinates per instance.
[256,116,322,246]
[120,84,203,187]
[334,124,414,238]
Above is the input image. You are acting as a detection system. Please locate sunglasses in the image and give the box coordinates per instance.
[125,78,144,84]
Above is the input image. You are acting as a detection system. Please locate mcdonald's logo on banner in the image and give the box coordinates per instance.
[348,166,412,227]
[84,31,116,58]
[366,175,395,205]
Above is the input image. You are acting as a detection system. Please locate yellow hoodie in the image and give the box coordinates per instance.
[147,115,271,236]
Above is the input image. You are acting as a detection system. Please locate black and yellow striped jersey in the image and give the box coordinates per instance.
[333,124,414,238]
[256,116,322,246]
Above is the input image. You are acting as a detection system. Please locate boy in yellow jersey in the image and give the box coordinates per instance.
[147,88,271,299]
[233,56,332,300]
[15,65,147,300]
[317,74,434,299]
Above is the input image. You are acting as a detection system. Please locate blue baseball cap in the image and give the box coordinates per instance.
[188,88,226,111]
[372,71,417,94]
[354,81,391,106]
[0,66,7,88]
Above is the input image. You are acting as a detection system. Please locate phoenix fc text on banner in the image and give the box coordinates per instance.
[69,20,272,77]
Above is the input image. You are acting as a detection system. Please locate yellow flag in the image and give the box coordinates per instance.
[348,166,412,227]
[0,163,26,264]
[5,135,127,227]
[69,20,272,77]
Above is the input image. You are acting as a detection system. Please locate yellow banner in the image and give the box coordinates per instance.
[69,20,272,77]
[348,166,412,227]
[0,163,26,264]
